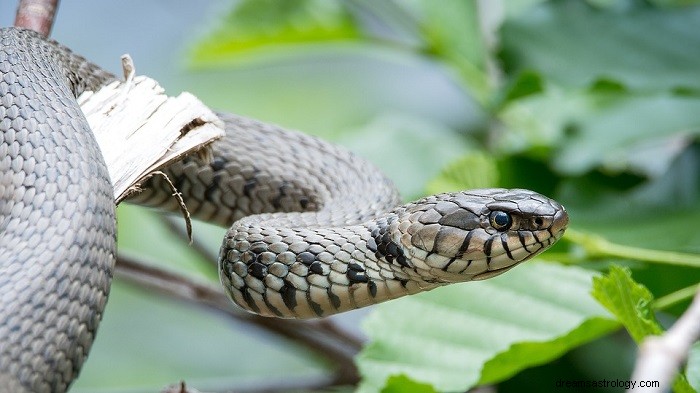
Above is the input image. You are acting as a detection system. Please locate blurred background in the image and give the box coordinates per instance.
[2,0,699,392]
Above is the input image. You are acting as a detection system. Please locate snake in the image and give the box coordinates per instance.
[0,27,569,392]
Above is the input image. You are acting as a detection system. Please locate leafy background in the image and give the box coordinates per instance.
[2,0,698,391]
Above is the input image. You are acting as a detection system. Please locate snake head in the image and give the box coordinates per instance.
[398,188,568,283]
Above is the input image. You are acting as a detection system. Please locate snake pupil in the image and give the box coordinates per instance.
[490,211,512,231]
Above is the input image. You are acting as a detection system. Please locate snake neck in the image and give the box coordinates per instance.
[218,208,454,319]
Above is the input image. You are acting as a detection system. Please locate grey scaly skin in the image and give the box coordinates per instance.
[0,26,569,393]
[0,28,116,393]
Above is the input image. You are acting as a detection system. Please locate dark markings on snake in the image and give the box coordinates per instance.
[262,293,284,317]
[396,254,409,268]
[455,229,476,259]
[204,182,218,202]
[271,182,288,209]
[385,241,409,267]
[385,242,399,258]
[309,261,324,275]
[242,288,260,314]
[443,257,457,272]
[308,292,324,317]
[210,156,226,171]
[280,280,297,310]
[243,178,257,197]
[459,260,474,275]
[348,262,364,272]
[501,233,514,260]
[250,242,268,255]
[368,281,377,297]
[367,236,378,252]
[518,231,530,253]
[371,225,408,267]
[298,251,315,266]
[328,288,341,309]
[249,262,267,279]
[484,236,494,264]
[347,268,369,284]
[399,278,409,288]
[347,270,369,283]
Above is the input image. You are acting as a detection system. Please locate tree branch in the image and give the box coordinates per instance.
[116,254,362,390]
[14,0,59,37]
[629,287,700,392]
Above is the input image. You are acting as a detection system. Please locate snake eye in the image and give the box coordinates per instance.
[489,211,512,231]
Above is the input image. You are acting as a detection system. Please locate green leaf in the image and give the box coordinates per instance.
[499,70,545,106]
[356,262,616,392]
[592,268,697,393]
[553,93,700,176]
[380,375,437,393]
[479,316,618,384]
[190,0,359,67]
[425,152,499,195]
[591,265,662,343]
[674,374,698,393]
[401,0,492,101]
[688,342,700,391]
[560,145,700,254]
[338,113,475,200]
[498,86,700,177]
[501,0,700,91]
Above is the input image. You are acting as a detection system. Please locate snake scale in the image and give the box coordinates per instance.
[0,27,569,392]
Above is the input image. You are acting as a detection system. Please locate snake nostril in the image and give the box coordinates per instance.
[534,217,544,227]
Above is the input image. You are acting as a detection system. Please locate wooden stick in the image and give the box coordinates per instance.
[14,0,59,37]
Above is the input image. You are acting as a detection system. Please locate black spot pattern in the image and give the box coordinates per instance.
[328,288,341,309]
[248,262,267,279]
[280,280,297,310]
[298,252,315,265]
[309,261,324,275]
[369,220,410,268]
[368,281,378,297]
[243,289,260,314]
[347,262,369,284]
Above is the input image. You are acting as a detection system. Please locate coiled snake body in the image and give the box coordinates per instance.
[0,28,569,392]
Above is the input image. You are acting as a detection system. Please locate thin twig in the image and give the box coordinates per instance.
[14,0,59,37]
[136,173,193,241]
[654,283,700,311]
[566,228,700,268]
[161,374,349,393]
[115,254,362,389]
[629,287,700,392]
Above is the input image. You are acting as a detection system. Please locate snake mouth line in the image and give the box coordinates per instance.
[455,234,558,277]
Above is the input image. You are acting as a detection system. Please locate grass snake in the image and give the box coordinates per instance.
[0,27,569,392]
